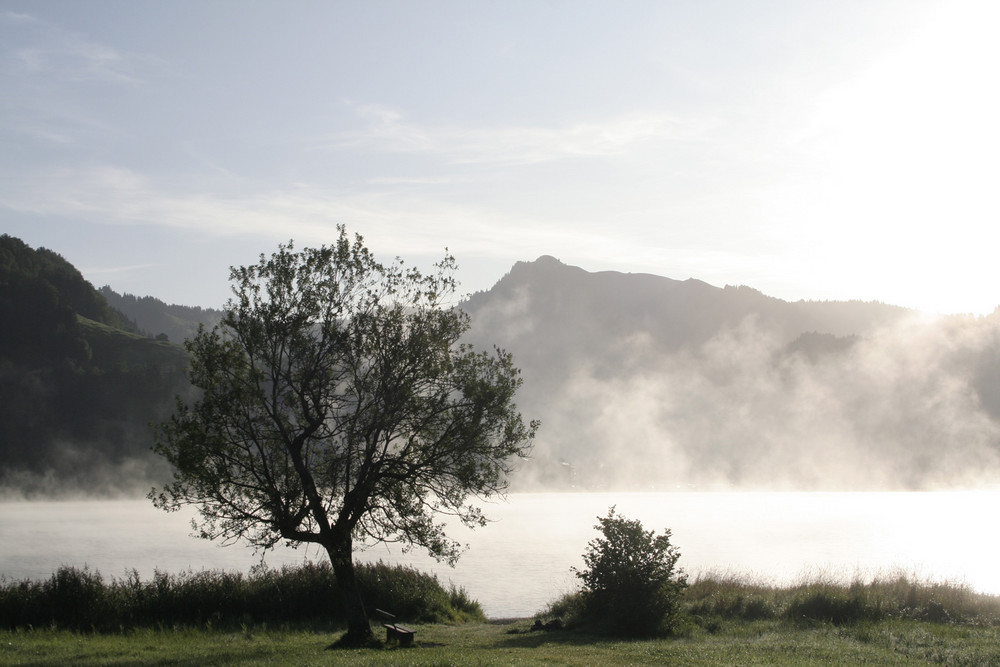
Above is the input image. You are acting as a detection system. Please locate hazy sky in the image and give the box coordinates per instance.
[2,1,997,313]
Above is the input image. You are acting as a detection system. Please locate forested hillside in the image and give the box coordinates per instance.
[0,235,192,497]
[99,286,222,344]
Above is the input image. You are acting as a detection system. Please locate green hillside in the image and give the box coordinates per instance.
[98,286,222,344]
[0,235,192,497]
[77,314,188,370]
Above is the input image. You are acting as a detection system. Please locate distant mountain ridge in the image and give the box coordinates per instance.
[2,239,998,495]
[461,255,909,395]
[468,254,910,342]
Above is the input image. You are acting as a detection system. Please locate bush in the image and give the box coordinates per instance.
[542,590,588,622]
[570,506,687,636]
[356,561,483,624]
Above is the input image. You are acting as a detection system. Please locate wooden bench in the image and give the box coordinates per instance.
[375,608,414,647]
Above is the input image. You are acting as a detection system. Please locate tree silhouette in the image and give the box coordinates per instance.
[151,228,536,644]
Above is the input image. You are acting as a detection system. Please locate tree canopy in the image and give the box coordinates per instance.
[151,228,537,643]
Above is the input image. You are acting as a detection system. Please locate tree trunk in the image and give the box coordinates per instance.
[325,537,373,646]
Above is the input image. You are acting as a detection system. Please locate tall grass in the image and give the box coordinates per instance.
[683,573,1000,626]
[0,561,483,632]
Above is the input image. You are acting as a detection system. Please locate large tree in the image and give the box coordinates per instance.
[150,229,536,644]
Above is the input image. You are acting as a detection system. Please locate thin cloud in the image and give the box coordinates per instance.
[84,262,163,278]
[0,11,39,25]
[326,105,687,166]
[365,176,460,186]
[19,126,76,145]
[3,11,159,85]
[0,160,641,275]
[0,162,524,247]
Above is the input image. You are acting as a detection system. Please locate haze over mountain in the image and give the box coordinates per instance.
[2,237,999,496]
[462,256,1000,491]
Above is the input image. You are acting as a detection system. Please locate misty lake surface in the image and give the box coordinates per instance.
[3,492,1000,618]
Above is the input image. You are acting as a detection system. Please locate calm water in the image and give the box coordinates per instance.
[2,492,999,618]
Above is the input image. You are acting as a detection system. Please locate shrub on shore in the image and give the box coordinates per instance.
[0,561,483,631]
[556,507,688,637]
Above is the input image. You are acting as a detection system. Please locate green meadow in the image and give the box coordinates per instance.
[3,566,999,666]
[2,619,998,666]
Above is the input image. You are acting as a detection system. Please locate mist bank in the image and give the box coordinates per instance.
[463,257,1000,491]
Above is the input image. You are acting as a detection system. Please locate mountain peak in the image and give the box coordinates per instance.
[509,255,567,273]
[498,255,581,285]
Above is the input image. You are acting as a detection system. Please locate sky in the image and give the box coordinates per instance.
[2,0,998,314]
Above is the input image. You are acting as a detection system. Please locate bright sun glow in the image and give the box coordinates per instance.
[763,0,1000,314]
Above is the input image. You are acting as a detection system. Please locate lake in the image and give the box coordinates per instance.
[2,491,999,618]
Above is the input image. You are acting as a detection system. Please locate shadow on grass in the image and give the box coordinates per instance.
[496,628,624,649]
[325,634,384,650]
[11,647,288,667]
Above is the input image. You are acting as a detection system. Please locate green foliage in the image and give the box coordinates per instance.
[149,227,537,645]
[152,229,536,558]
[569,507,687,637]
[540,590,588,623]
[356,561,484,624]
[0,562,483,631]
[0,236,192,494]
[150,227,534,643]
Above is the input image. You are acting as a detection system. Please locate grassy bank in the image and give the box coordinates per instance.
[2,573,1000,665]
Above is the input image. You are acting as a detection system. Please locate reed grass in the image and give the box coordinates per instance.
[0,560,483,632]
[682,572,1000,627]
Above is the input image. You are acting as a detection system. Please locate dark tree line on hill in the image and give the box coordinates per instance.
[0,236,135,360]
[0,235,192,495]
[98,286,222,345]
